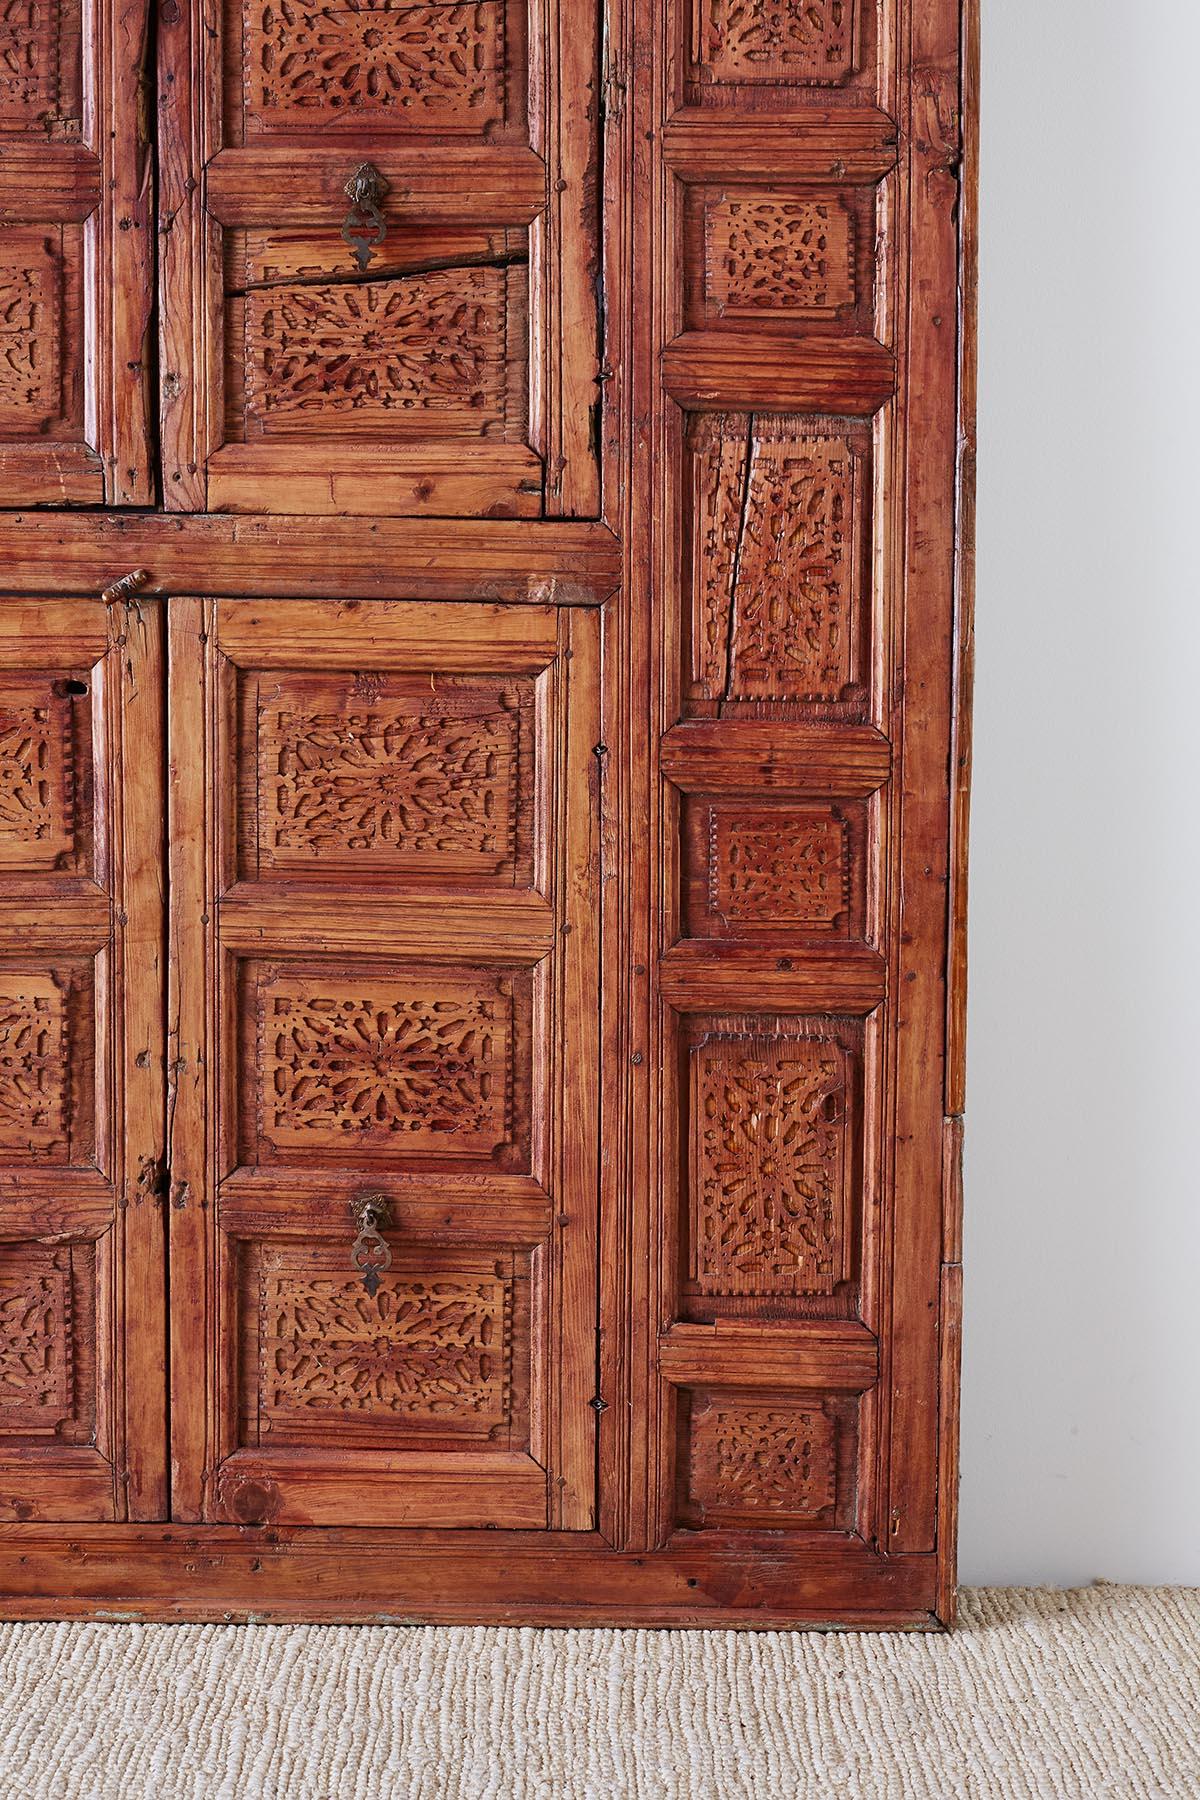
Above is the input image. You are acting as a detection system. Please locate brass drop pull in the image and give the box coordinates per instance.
[349,1192,392,1296]
[341,163,389,272]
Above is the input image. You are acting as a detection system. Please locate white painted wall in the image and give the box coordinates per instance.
[960,0,1200,1583]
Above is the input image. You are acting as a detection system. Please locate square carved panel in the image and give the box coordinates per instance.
[679,1390,855,1528]
[241,959,532,1170]
[681,797,866,940]
[683,186,876,334]
[240,1242,529,1448]
[684,1017,860,1299]
[0,964,95,1165]
[0,1241,96,1441]
[236,668,537,886]
[229,0,518,142]
[684,413,871,715]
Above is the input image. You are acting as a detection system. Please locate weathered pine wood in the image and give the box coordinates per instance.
[0,0,975,1628]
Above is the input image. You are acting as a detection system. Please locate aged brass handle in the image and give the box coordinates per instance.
[349,1191,392,1296]
[341,162,389,272]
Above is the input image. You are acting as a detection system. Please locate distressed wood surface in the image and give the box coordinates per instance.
[0,0,975,1628]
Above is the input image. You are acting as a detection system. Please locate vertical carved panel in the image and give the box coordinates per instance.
[689,1027,854,1295]
[688,414,868,709]
[705,196,855,319]
[0,678,77,870]
[250,964,525,1164]
[238,0,508,138]
[0,0,65,128]
[0,974,69,1157]
[243,672,532,883]
[240,265,519,439]
[691,0,857,86]
[0,1254,73,1429]
[686,1396,838,1521]
[255,1258,514,1436]
[0,235,61,431]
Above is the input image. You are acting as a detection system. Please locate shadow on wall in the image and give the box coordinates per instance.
[961,0,1200,1585]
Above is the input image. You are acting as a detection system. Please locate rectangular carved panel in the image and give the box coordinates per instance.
[683,187,875,334]
[0,0,82,132]
[687,0,864,92]
[0,1242,95,1441]
[682,797,865,940]
[0,232,62,432]
[242,1244,524,1446]
[685,414,870,714]
[243,960,530,1169]
[238,669,535,885]
[686,1019,859,1298]
[232,0,513,141]
[681,1392,850,1527]
[0,674,90,874]
[0,969,83,1161]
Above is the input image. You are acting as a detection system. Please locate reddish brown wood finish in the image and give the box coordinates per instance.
[0,0,976,1627]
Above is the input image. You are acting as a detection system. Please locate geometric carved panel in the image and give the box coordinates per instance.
[685,1394,839,1523]
[250,1247,516,1442]
[237,0,509,139]
[689,1023,856,1295]
[0,0,80,132]
[689,0,857,86]
[684,798,862,938]
[249,962,525,1165]
[0,1240,94,1443]
[0,971,69,1158]
[0,676,80,872]
[686,414,869,711]
[705,196,855,319]
[240,265,521,439]
[0,232,62,431]
[242,671,533,884]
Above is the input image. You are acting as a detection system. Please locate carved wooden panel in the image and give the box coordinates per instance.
[236,264,522,441]
[683,1394,842,1525]
[238,671,535,885]
[685,414,870,714]
[0,1243,95,1442]
[0,966,96,1166]
[686,0,869,94]
[681,798,865,940]
[686,1021,857,1298]
[706,195,854,316]
[0,674,90,874]
[0,0,82,133]
[233,0,513,141]
[0,230,72,439]
[244,962,526,1167]
[241,1244,525,1447]
[0,0,152,503]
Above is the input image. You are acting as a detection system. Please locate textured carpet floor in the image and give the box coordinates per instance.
[0,1586,1195,1799]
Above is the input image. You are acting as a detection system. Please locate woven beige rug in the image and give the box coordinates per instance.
[0,1586,1196,1799]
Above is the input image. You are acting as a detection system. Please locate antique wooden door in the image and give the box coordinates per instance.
[0,0,975,1625]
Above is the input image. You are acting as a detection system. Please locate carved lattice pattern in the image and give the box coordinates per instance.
[691,415,862,703]
[257,681,522,873]
[0,0,60,124]
[709,808,849,929]
[0,686,73,866]
[0,1259,73,1428]
[689,1398,837,1516]
[243,267,512,435]
[694,0,855,84]
[259,1266,511,1428]
[691,1031,849,1294]
[0,977,67,1155]
[0,242,60,425]
[705,197,855,317]
[257,971,514,1157]
[243,0,505,133]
